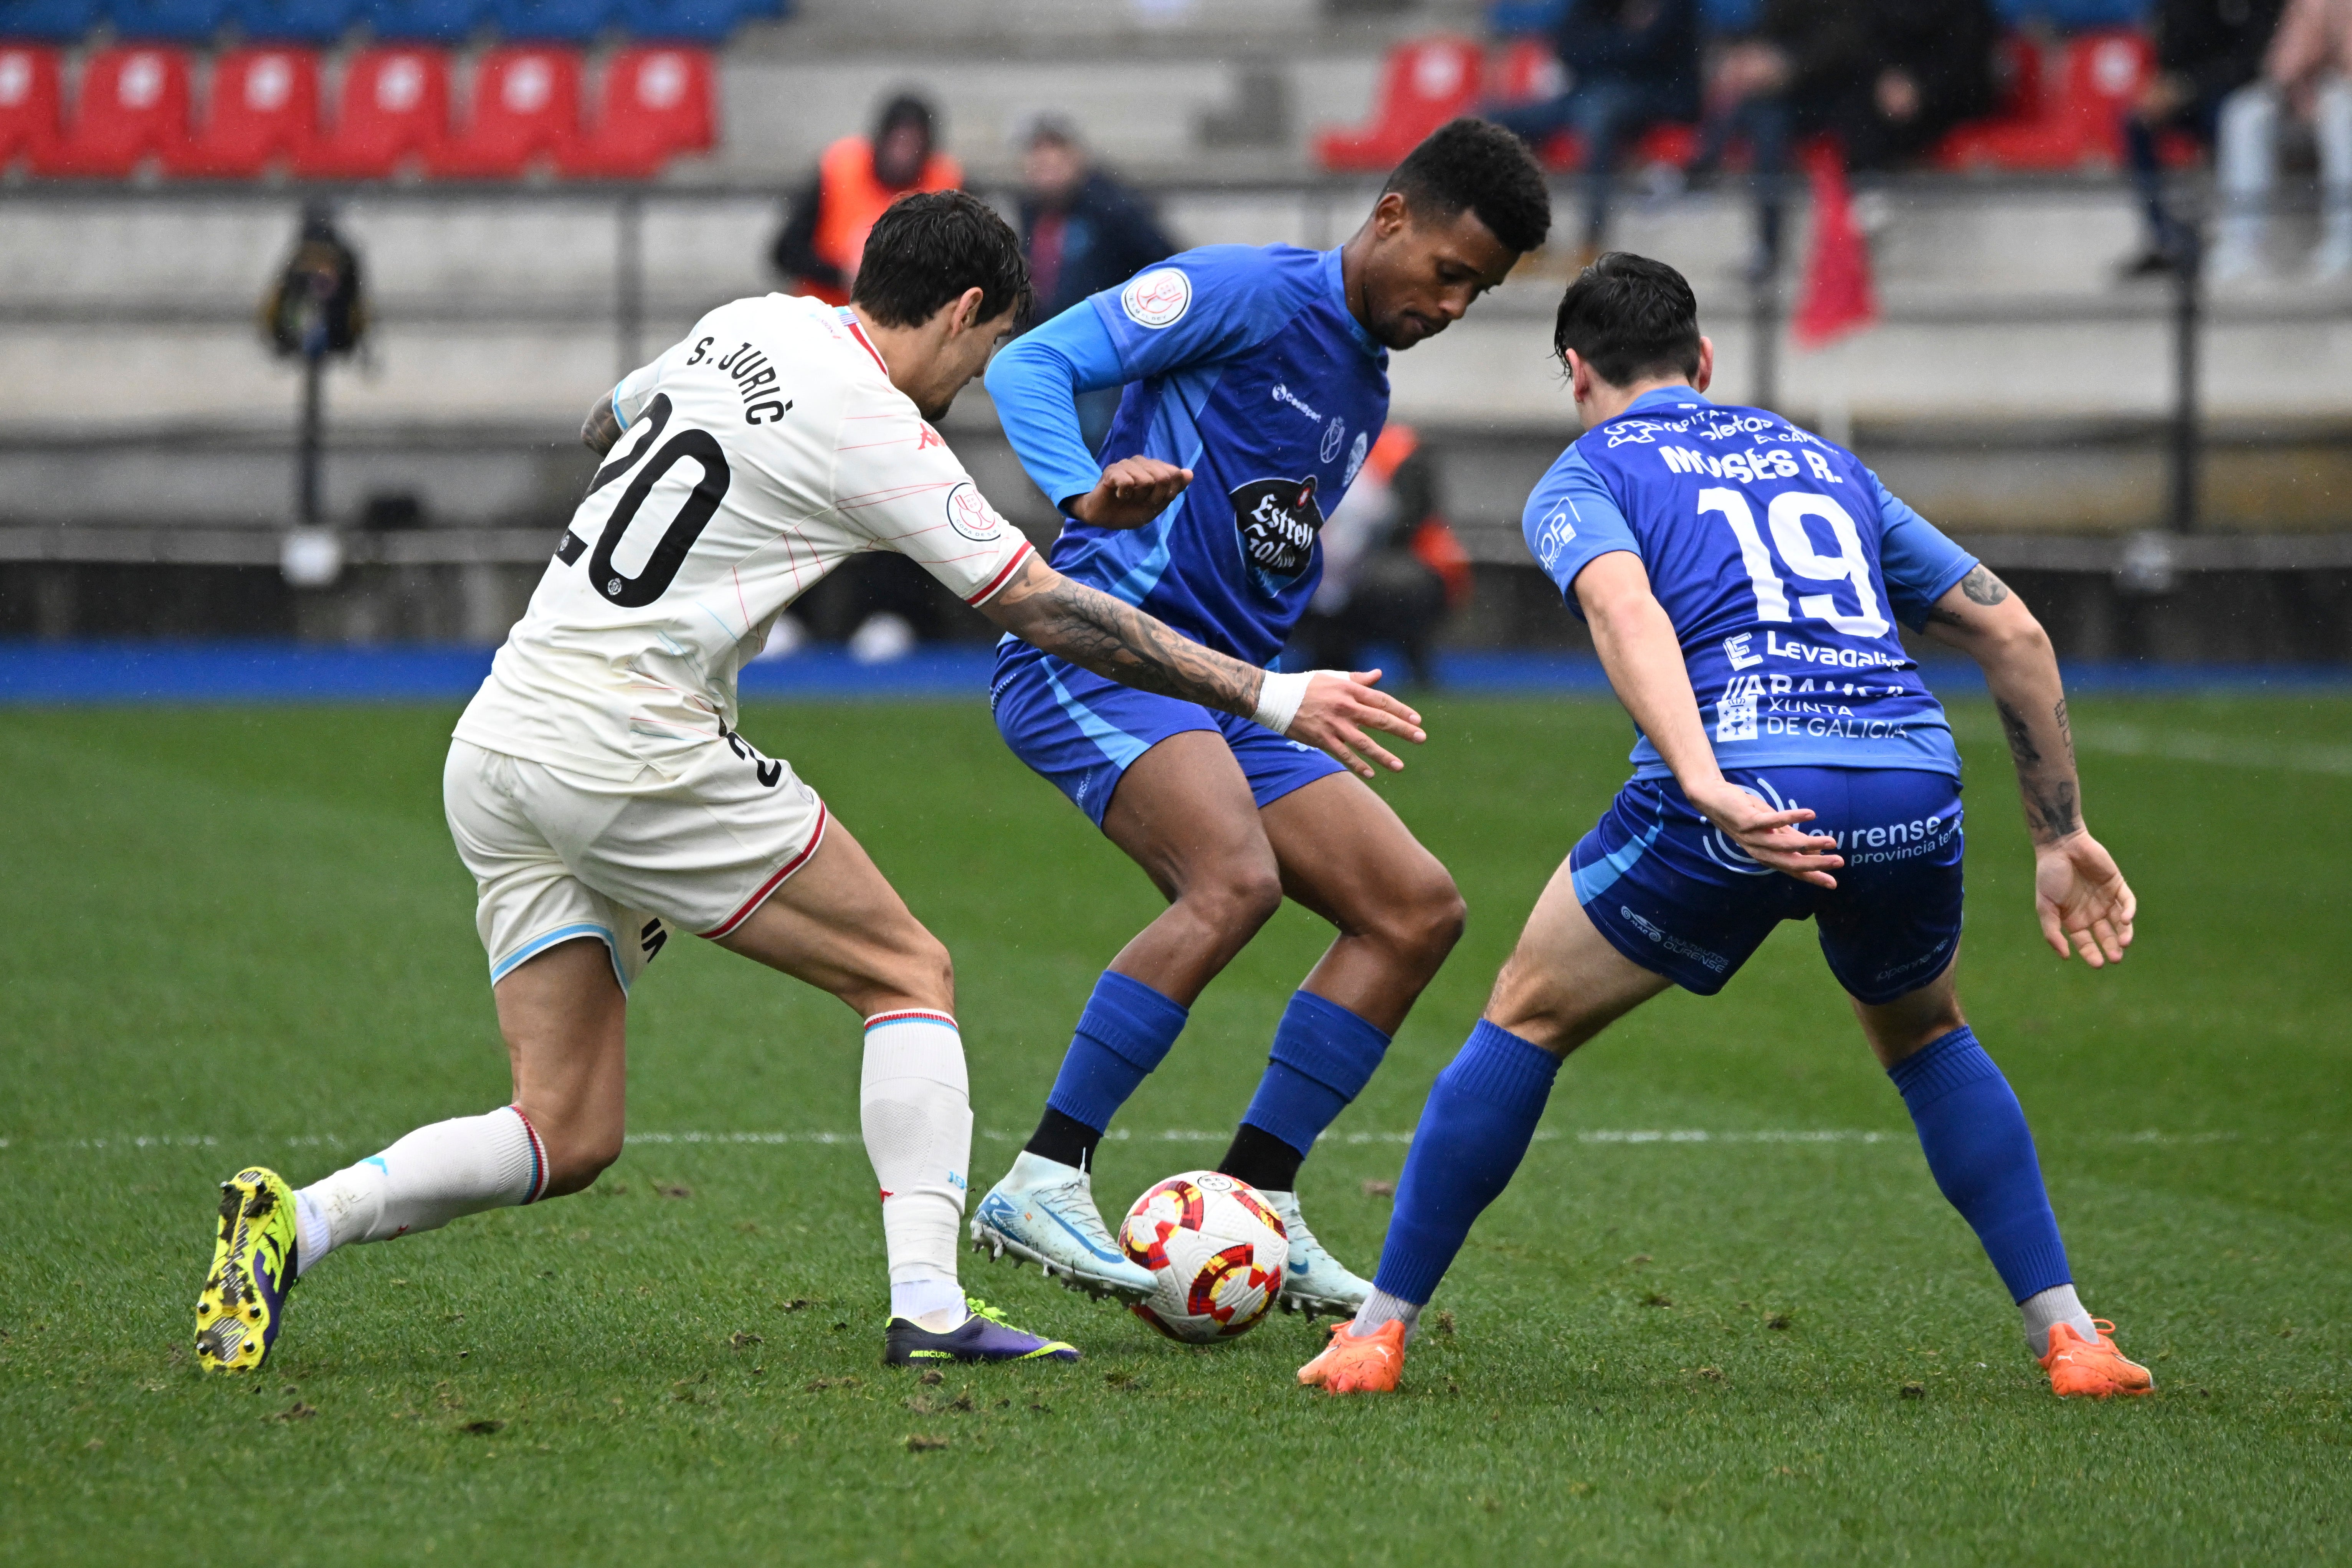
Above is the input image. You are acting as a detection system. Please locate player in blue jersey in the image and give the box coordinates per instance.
[968,122,1554,1314]
[1299,254,2152,1400]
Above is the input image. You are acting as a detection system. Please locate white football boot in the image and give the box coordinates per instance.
[970,1150,1155,1302]
[1264,1188,1373,1316]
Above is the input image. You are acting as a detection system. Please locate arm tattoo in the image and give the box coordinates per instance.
[582,395,621,456]
[1996,698,2041,767]
[1960,565,2009,606]
[2026,779,2081,843]
[993,564,1262,717]
[2053,696,2075,765]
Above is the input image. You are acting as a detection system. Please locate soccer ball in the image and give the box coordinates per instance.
[1118,1170,1289,1343]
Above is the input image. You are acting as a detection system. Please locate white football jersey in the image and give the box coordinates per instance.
[455,294,1034,782]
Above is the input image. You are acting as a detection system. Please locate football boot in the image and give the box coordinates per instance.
[194,1166,300,1373]
[2039,1319,2154,1399]
[970,1150,1155,1302]
[883,1297,1080,1366]
[1261,1189,1372,1316]
[1296,1317,1406,1395]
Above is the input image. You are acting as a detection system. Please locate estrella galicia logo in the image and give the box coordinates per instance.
[1231,473,1324,592]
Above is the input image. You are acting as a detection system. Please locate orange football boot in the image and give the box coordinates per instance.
[2038,1319,2154,1398]
[1297,1317,1406,1395]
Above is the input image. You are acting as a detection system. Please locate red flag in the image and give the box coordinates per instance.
[1792,144,1879,350]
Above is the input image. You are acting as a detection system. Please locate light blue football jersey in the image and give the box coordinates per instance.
[1525,387,1979,780]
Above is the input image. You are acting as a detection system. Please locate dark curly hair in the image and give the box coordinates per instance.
[1382,117,1552,256]
[852,190,1031,330]
[1552,251,1702,387]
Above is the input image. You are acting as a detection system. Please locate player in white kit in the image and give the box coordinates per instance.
[192,192,1426,1373]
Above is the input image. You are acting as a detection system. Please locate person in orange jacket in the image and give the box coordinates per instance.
[772,93,963,306]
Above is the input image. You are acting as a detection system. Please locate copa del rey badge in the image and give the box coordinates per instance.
[1121,268,1192,329]
[944,481,1005,542]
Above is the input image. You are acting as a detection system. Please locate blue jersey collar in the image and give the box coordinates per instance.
[1323,247,1383,360]
[1625,384,1709,415]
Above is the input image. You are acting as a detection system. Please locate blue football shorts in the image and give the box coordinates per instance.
[991,640,1345,827]
[1569,765,1965,1005]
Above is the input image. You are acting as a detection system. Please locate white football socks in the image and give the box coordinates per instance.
[292,1105,546,1277]
[1350,1285,1423,1344]
[2020,1282,2099,1358]
[861,1010,973,1329]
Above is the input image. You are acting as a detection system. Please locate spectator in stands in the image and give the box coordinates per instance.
[1693,0,1998,274]
[1015,111,1178,448]
[1296,425,1464,689]
[1486,0,1701,262]
[2117,0,2285,278]
[770,93,962,306]
[2206,0,2352,282]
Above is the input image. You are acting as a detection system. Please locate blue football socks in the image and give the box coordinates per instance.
[1028,971,1188,1166]
[1220,991,1393,1191]
[1887,1026,2072,1303]
[1371,1019,1562,1307]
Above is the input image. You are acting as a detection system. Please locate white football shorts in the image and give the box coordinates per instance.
[443,732,829,993]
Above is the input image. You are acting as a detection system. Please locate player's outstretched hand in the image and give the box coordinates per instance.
[2034,830,2134,967]
[1685,780,1845,889]
[1068,457,1193,530]
[1286,671,1427,780]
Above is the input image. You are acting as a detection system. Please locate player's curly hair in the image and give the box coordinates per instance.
[853,190,1032,330]
[1552,251,1703,387]
[1383,118,1552,256]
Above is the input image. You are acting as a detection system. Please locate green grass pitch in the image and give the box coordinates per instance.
[3,694,2347,1564]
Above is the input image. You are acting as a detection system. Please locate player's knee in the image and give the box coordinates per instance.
[1191,854,1284,932]
[1371,863,1466,966]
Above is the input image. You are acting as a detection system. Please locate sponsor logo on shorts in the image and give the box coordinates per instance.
[944,481,1005,542]
[718,719,784,788]
[1618,905,1730,973]
[640,917,668,962]
[1121,268,1191,329]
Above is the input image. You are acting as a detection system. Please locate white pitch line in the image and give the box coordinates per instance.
[0,1128,2266,1152]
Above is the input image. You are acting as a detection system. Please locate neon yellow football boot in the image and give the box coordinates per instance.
[194,1166,300,1373]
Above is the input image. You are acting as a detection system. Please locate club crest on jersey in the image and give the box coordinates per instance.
[1320,416,1346,465]
[1121,268,1191,329]
[1342,430,1369,486]
[1230,473,1324,592]
[944,481,1005,542]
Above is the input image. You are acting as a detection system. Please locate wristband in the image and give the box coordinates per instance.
[1252,670,1312,735]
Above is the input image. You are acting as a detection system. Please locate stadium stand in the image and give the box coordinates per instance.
[293,44,447,175]
[106,0,230,41]
[233,0,357,43]
[493,0,612,43]
[426,43,581,175]
[1314,33,1482,172]
[0,43,61,165]
[614,0,738,45]
[31,44,188,174]
[0,0,96,41]
[1940,28,2159,170]
[165,44,317,176]
[367,0,489,44]
[558,44,711,176]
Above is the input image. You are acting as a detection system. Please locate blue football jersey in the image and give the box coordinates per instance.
[1033,245,1391,667]
[1524,388,1978,780]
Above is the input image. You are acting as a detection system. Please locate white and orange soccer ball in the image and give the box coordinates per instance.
[1118,1170,1289,1343]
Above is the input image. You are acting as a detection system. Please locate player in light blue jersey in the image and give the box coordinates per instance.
[1301,254,2153,1401]
[969,122,1553,1314]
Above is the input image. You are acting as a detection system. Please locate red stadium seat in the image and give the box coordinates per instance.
[0,46,63,170]
[33,45,190,176]
[294,45,447,178]
[1939,29,2152,172]
[559,45,712,178]
[1314,35,1482,172]
[165,46,318,177]
[427,45,581,177]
